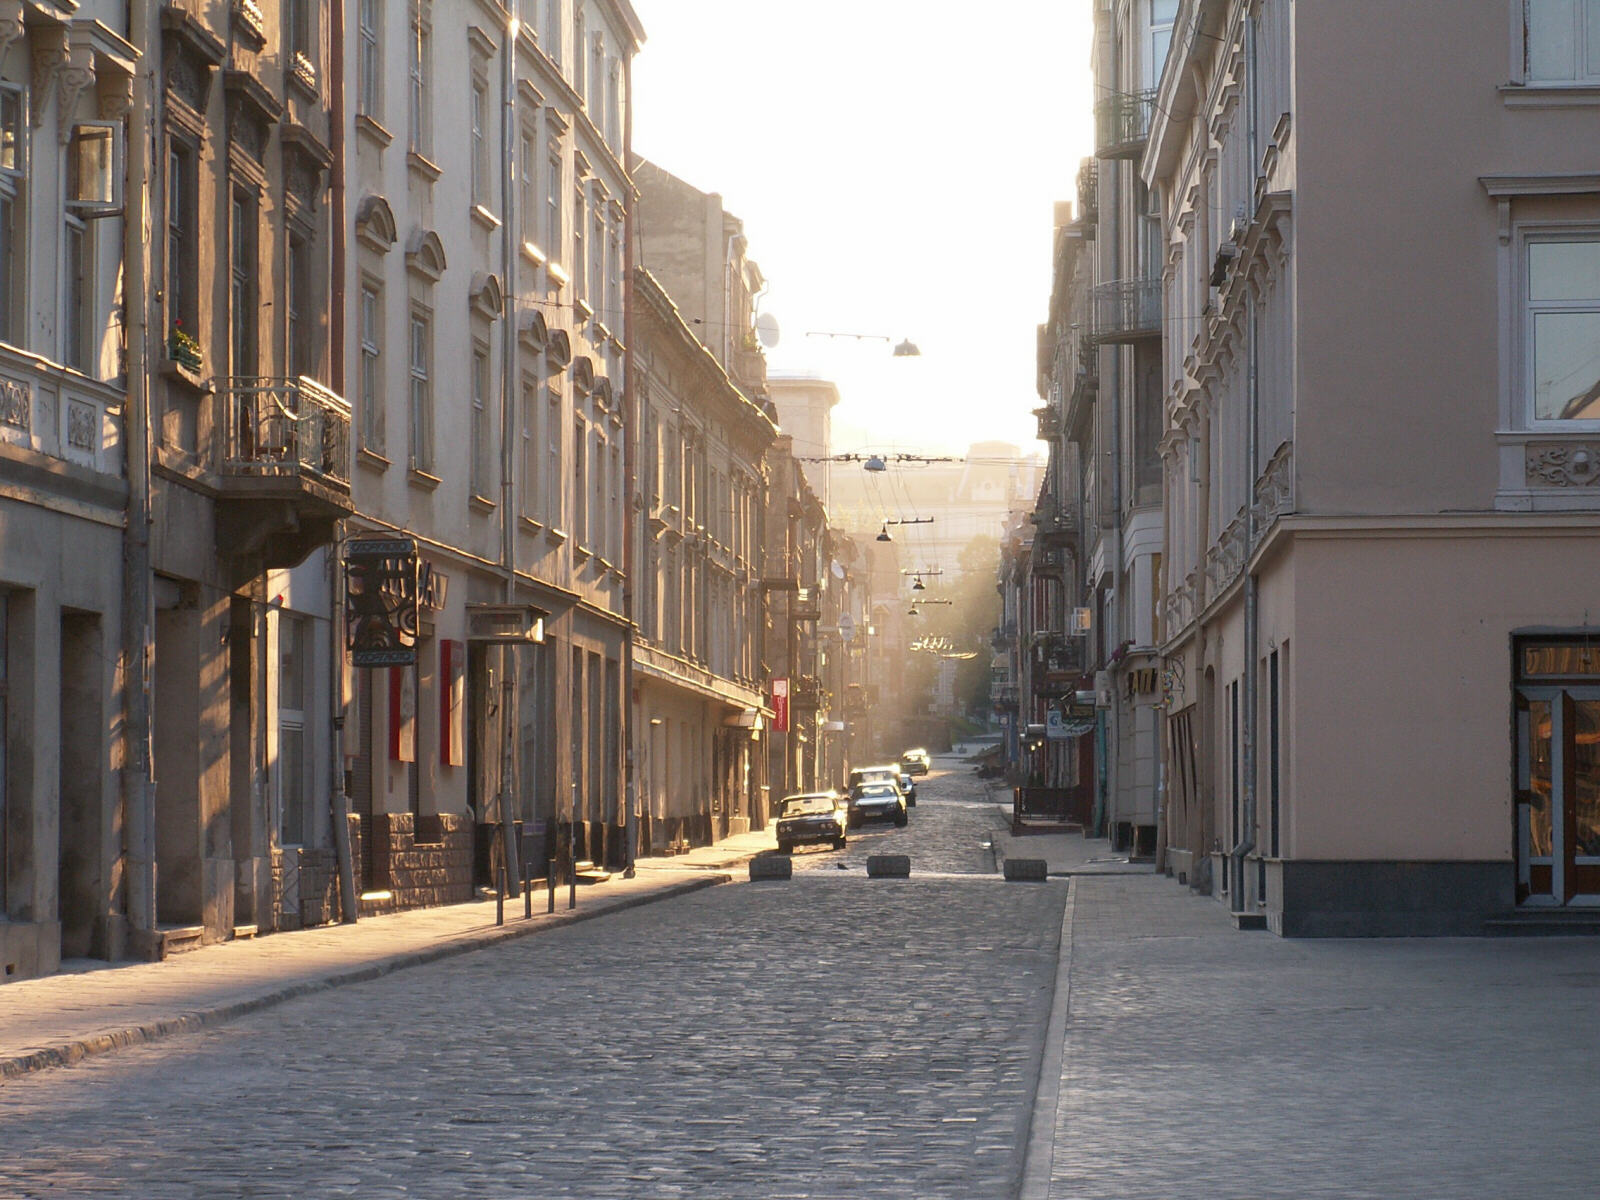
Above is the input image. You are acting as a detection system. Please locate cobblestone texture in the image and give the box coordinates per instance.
[0,767,1061,1199]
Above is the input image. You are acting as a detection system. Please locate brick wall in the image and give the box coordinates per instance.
[367,812,474,910]
[270,846,343,930]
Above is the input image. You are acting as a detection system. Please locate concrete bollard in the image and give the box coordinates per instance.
[866,855,911,878]
[749,856,793,882]
[1003,858,1049,882]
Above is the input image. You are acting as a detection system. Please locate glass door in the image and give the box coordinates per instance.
[1516,686,1600,905]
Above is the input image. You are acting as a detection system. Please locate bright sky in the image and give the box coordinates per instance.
[630,1,1094,460]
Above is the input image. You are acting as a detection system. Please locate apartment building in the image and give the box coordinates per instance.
[1150,0,1600,934]
[339,0,644,897]
[0,0,135,979]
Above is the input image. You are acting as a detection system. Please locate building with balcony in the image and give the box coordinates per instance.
[1148,0,1600,935]
[0,0,136,979]
[630,265,776,849]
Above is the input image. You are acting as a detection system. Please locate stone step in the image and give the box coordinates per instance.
[573,861,612,885]
[158,925,206,956]
[231,924,259,941]
[1484,910,1600,937]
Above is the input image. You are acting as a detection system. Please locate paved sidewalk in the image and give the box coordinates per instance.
[0,828,777,1080]
[991,807,1154,877]
[1025,870,1600,1200]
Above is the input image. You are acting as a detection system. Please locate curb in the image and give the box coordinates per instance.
[0,874,730,1081]
[1019,879,1077,1200]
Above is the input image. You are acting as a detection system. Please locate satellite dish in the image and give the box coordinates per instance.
[756,311,781,348]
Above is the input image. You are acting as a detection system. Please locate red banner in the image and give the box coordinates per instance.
[771,678,789,733]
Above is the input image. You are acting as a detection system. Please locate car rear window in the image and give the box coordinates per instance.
[781,795,834,816]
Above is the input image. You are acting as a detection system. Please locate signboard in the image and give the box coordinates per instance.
[1048,706,1098,739]
[771,678,790,733]
[345,538,420,666]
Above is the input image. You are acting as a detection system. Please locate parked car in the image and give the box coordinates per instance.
[898,772,918,806]
[848,763,902,791]
[774,791,849,853]
[848,780,908,829]
[900,748,931,776]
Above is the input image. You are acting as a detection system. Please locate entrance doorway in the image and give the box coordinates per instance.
[1515,638,1600,905]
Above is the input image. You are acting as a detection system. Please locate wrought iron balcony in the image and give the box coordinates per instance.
[1090,278,1162,343]
[214,376,353,567]
[1094,90,1157,160]
[1034,404,1063,441]
[1076,158,1098,223]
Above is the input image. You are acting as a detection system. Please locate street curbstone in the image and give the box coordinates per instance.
[1005,859,1050,882]
[749,855,793,881]
[866,854,911,878]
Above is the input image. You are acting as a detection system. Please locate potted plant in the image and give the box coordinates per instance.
[169,321,203,371]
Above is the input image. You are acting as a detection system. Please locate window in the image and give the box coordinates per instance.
[1525,0,1600,83]
[166,142,198,346]
[589,202,604,318]
[408,3,431,156]
[545,151,563,263]
[573,186,586,300]
[544,0,562,62]
[286,0,313,62]
[278,614,309,846]
[471,345,491,496]
[359,283,383,452]
[1149,0,1178,84]
[573,416,587,545]
[0,85,23,344]
[573,8,586,96]
[230,192,256,375]
[287,230,313,379]
[519,129,538,249]
[610,441,621,562]
[64,218,93,373]
[591,428,604,552]
[521,379,538,518]
[1527,238,1600,423]
[547,386,563,525]
[470,78,489,208]
[358,0,382,117]
[410,309,434,471]
[66,123,120,217]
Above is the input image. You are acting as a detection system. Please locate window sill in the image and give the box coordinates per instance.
[469,492,497,513]
[355,113,393,149]
[518,515,544,537]
[161,357,212,393]
[573,298,594,324]
[546,260,569,290]
[520,240,548,269]
[357,446,391,472]
[407,466,443,491]
[470,204,501,232]
[407,150,443,182]
[1499,82,1600,108]
[543,525,568,546]
[572,544,593,564]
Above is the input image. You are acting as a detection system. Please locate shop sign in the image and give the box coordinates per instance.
[771,678,790,733]
[345,538,419,666]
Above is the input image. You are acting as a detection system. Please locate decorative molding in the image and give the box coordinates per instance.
[405,228,447,281]
[30,27,70,128]
[354,194,398,253]
[0,2,24,63]
[468,271,503,320]
[1480,173,1600,198]
[66,400,96,452]
[1526,442,1600,488]
[0,376,32,432]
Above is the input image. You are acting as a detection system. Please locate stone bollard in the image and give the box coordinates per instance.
[866,855,911,878]
[1003,858,1049,882]
[749,856,793,882]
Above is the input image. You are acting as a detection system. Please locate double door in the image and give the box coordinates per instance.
[1516,686,1600,904]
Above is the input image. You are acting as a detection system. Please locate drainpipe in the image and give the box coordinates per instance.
[621,49,638,876]
[121,0,158,960]
[1230,11,1261,912]
[1108,332,1124,844]
[498,12,522,895]
[327,0,357,925]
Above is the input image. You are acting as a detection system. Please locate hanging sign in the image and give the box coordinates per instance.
[771,678,790,733]
[345,538,420,666]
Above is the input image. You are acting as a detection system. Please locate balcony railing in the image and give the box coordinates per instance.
[1076,157,1098,223]
[218,376,352,490]
[1034,404,1063,441]
[1090,278,1162,343]
[1094,90,1157,160]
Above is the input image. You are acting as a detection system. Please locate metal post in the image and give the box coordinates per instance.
[569,782,578,910]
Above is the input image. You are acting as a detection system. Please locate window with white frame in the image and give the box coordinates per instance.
[471,344,491,496]
[0,85,24,345]
[1148,0,1178,86]
[410,307,434,471]
[470,76,489,208]
[521,378,538,518]
[64,216,93,373]
[358,0,382,117]
[1525,0,1600,83]
[547,384,563,525]
[573,185,586,301]
[519,127,538,249]
[545,148,563,263]
[573,415,587,544]
[1527,236,1600,423]
[359,282,384,452]
[544,0,562,62]
[408,2,431,156]
[230,190,257,375]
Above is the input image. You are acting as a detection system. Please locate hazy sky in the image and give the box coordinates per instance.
[630,1,1094,459]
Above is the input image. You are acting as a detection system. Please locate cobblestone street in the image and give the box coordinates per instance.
[0,758,1060,1199]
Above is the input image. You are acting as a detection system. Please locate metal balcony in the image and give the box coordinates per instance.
[1034,404,1063,441]
[1090,278,1162,343]
[1076,158,1098,223]
[1094,90,1157,160]
[214,376,354,567]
